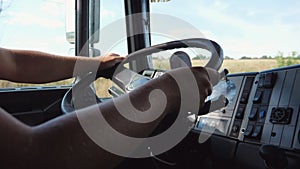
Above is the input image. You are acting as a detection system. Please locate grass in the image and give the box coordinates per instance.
[0,77,113,97]
[0,59,296,97]
[201,59,278,74]
[153,59,280,73]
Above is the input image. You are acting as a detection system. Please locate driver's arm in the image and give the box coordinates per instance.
[0,67,213,169]
[0,47,125,84]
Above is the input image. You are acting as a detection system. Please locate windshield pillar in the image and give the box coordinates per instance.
[75,0,89,57]
[124,0,152,72]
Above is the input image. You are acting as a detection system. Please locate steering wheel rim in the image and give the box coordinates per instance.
[61,72,102,114]
[61,38,223,114]
[122,38,223,70]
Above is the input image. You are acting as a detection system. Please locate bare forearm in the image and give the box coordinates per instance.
[0,108,35,169]
[28,77,178,168]
[2,48,100,83]
[0,107,122,169]
[31,112,122,169]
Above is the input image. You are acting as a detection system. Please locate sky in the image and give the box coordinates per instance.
[150,0,300,58]
[0,0,299,59]
[0,0,73,55]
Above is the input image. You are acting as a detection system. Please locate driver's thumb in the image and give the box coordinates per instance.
[205,67,225,86]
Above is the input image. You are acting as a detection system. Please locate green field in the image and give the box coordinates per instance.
[0,59,294,97]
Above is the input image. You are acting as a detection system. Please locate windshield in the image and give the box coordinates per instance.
[1,0,299,89]
[150,0,300,73]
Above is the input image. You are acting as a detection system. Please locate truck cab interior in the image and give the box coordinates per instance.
[0,0,300,169]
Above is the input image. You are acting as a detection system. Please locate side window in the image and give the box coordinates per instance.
[0,0,74,88]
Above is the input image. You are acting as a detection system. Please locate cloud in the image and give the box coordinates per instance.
[2,0,66,28]
[246,10,258,16]
[213,0,230,10]
[102,9,115,18]
[5,11,63,28]
[194,1,300,58]
[41,1,64,17]
[2,33,71,55]
[219,23,300,58]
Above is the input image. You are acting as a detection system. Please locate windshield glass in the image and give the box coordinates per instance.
[150,0,300,73]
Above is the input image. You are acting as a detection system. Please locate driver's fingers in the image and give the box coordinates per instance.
[189,67,213,104]
[108,53,120,56]
[97,54,126,70]
[204,67,222,86]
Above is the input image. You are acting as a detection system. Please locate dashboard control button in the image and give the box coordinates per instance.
[230,124,240,138]
[244,125,254,137]
[257,110,266,123]
[232,125,239,133]
[253,90,263,103]
[236,106,245,119]
[251,125,262,138]
[249,107,258,120]
[230,121,241,138]
[240,92,249,103]
[258,72,277,88]
[259,110,266,119]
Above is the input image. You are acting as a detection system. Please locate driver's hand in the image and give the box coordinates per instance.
[178,67,214,109]
[131,66,214,116]
[95,53,126,79]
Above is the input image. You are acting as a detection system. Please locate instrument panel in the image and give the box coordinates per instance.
[193,65,300,151]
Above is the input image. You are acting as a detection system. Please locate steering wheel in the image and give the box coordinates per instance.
[61,38,223,114]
